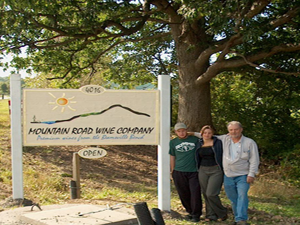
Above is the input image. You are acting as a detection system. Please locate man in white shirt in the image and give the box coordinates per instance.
[190,121,259,225]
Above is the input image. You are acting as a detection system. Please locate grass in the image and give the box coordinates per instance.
[249,175,300,219]
[0,99,300,224]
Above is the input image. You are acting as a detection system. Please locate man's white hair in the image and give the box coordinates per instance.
[227,121,243,128]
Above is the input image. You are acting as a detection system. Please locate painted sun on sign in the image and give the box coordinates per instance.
[48,93,77,112]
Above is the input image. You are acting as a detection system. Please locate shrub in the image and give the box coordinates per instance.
[279,145,300,187]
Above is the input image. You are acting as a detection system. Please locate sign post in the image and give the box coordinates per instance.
[158,75,171,211]
[72,152,81,199]
[10,74,23,199]
[72,147,108,199]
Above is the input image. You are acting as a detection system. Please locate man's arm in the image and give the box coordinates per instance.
[248,140,260,183]
[187,132,201,138]
[188,132,227,140]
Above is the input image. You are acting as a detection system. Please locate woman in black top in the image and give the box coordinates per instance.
[195,125,227,222]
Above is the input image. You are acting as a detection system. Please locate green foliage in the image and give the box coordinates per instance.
[23,72,82,89]
[0,0,170,84]
[0,83,8,93]
[211,72,300,157]
[0,76,9,96]
[2,0,300,160]
[279,145,300,187]
[1,1,300,90]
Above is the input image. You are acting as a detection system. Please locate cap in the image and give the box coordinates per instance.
[174,122,187,131]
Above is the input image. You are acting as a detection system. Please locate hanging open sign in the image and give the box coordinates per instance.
[78,147,107,159]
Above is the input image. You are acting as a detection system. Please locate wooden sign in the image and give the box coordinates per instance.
[23,85,159,146]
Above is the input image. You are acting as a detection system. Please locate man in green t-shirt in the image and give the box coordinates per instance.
[169,122,202,222]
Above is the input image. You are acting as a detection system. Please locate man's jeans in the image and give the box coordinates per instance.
[224,175,249,222]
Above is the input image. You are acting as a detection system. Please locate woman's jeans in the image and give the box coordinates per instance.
[224,174,249,222]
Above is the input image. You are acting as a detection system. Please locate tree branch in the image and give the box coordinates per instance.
[194,3,300,85]
[225,44,300,68]
[195,43,300,85]
[233,53,300,76]
[195,34,243,69]
[244,0,271,19]
[46,32,171,81]
[270,6,300,28]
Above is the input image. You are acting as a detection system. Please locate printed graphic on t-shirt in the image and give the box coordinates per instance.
[175,142,196,152]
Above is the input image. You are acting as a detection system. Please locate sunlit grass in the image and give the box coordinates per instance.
[249,175,300,218]
[81,186,156,202]
[0,100,12,186]
[23,166,70,204]
[0,170,12,185]
[0,100,10,138]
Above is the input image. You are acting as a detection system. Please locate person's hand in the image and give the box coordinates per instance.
[247,176,255,184]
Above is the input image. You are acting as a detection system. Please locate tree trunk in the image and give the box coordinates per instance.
[170,18,213,131]
[175,42,212,131]
[177,78,212,132]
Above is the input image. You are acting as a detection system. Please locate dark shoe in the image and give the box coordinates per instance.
[191,216,200,222]
[185,214,193,220]
[237,221,250,225]
[217,214,228,221]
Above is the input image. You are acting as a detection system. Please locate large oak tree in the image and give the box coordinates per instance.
[1,0,300,130]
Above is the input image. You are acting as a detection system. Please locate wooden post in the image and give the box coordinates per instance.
[72,152,80,198]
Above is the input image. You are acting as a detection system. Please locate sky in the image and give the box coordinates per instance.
[0,51,32,79]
